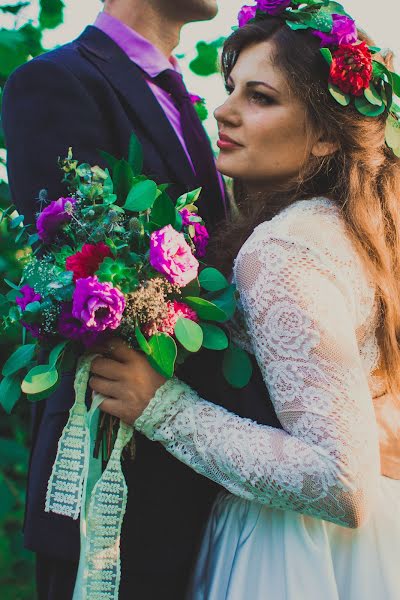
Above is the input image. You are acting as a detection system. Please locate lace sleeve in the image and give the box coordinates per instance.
[135,229,380,528]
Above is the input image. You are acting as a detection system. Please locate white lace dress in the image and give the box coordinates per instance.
[135,198,400,600]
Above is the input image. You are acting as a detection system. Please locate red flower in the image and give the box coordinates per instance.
[329,42,372,97]
[66,242,113,282]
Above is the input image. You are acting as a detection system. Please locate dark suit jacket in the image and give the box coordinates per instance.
[2,25,282,599]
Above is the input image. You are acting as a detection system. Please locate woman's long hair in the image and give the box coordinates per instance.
[214,19,400,395]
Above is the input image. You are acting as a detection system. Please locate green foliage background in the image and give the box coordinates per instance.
[0,2,222,596]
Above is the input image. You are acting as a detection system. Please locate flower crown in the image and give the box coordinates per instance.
[238,0,400,157]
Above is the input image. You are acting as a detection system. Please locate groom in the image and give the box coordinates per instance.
[2,1,227,599]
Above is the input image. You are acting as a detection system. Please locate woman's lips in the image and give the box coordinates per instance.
[217,133,242,150]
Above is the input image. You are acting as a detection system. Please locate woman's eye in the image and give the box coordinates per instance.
[225,84,234,95]
[250,91,273,105]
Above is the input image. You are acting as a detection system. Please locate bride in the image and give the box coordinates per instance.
[90,2,400,598]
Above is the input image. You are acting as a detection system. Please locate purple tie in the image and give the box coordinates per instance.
[153,69,225,225]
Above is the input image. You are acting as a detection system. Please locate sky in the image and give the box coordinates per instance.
[2,0,400,144]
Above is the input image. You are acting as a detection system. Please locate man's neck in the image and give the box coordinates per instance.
[103,2,181,57]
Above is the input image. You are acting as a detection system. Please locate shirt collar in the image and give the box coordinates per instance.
[93,12,180,78]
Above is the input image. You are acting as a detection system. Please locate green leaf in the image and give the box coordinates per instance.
[98,150,118,172]
[9,214,24,229]
[189,41,219,76]
[128,132,143,175]
[222,345,253,389]
[27,381,60,402]
[114,159,135,205]
[4,279,20,291]
[200,323,228,350]
[184,297,227,322]
[285,19,309,31]
[147,333,177,378]
[48,341,68,368]
[2,344,37,377]
[21,365,59,395]
[175,188,202,211]
[385,114,400,157]
[174,318,203,352]
[355,95,386,117]
[135,324,151,356]
[364,82,383,107]
[150,192,176,228]
[0,375,22,414]
[320,48,332,66]
[181,278,200,298]
[199,267,229,292]
[212,285,237,321]
[124,180,158,212]
[328,83,351,106]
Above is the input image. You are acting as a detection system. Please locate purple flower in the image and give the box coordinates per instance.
[256,0,291,16]
[149,225,199,288]
[189,94,203,104]
[180,209,209,258]
[238,5,257,27]
[72,276,125,333]
[58,304,100,347]
[15,285,42,311]
[36,197,76,243]
[313,14,357,47]
[15,285,42,338]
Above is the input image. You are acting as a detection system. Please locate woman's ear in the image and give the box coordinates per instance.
[311,136,339,158]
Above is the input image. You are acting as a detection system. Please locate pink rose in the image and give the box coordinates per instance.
[238,5,257,27]
[149,225,199,288]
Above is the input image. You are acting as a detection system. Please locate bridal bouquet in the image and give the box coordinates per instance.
[0,135,252,599]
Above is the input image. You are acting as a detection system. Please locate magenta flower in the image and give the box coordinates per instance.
[313,14,357,47]
[72,276,125,333]
[149,225,199,288]
[16,285,42,311]
[189,94,203,104]
[256,0,291,16]
[180,209,210,258]
[58,304,100,347]
[238,5,257,27]
[36,197,76,243]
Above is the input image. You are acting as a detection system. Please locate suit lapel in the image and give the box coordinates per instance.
[75,26,197,188]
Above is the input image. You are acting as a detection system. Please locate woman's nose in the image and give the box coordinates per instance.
[214,95,241,127]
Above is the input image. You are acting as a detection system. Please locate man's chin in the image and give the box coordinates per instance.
[181,1,218,23]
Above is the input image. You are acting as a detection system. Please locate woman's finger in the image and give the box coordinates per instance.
[91,357,125,381]
[89,375,117,398]
[100,397,124,419]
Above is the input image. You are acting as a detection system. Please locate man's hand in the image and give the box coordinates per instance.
[89,338,167,425]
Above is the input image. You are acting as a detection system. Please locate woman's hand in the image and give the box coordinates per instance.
[89,338,167,424]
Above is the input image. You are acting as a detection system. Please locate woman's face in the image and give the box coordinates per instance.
[215,40,313,190]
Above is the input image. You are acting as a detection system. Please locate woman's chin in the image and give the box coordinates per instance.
[216,154,243,179]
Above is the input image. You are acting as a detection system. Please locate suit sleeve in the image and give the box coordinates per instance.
[2,56,108,223]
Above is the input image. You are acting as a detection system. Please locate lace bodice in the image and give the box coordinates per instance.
[135,198,381,528]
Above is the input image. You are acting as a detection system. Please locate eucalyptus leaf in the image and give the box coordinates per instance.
[199,268,229,292]
[48,341,68,368]
[222,345,253,389]
[147,334,177,378]
[124,180,158,212]
[0,375,22,414]
[181,278,200,298]
[2,344,37,377]
[212,285,237,321]
[175,188,202,210]
[27,381,61,402]
[364,82,383,107]
[184,297,227,322]
[355,95,386,117]
[200,323,228,351]
[174,318,203,352]
[328,83,351,106]
[21,365,59,395]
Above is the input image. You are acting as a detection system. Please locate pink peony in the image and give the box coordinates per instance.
[149,225,199,288]
[256,0,291,16]
[146,301,199,337]
[313,14,358,47]
[72,276,125,333]
[36,197,76,243]
[238,5,257,27]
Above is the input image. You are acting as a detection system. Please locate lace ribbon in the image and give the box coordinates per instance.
[45,354,134,600]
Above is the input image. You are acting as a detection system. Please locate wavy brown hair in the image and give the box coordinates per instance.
[213,18,400,395]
